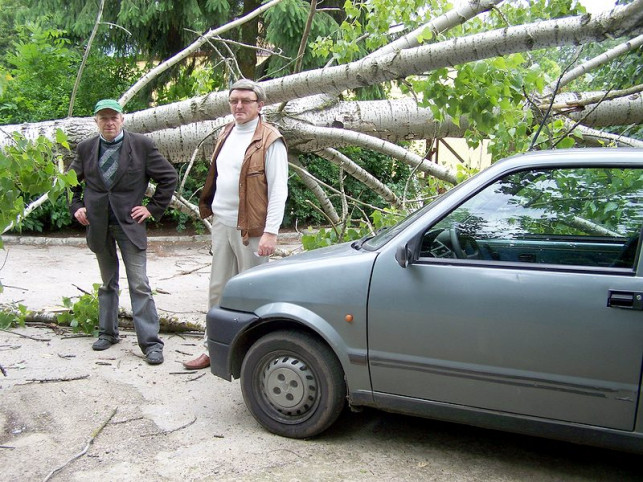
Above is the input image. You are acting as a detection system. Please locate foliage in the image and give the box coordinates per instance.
[312,0,600,161]
[262,0,340,77]
[0,24,77,122]
[27,0,230,60]
[286,148,415,228]
[24,0,344,87]
[301,207,406,250]
[155,62,227,104]
[407,0,591,160]
[0,0,31,69]
[0,129,77,293]
[409,55,546,160]
[0,23,144,123]
[313,0,446,64]
[57,283,101,335]
[0,302,28,329]
[0,129,77,247]
[8,195,75,234]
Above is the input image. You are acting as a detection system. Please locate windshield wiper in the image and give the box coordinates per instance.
[351,235,374,250]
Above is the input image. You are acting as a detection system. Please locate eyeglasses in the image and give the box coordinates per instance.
[228,98,258,105]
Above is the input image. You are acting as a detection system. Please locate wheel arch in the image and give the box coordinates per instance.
[230,317,327,379]
[227,302,370,402]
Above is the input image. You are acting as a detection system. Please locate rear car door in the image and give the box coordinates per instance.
[368,163,643,430]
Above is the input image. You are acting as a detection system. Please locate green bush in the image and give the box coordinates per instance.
[286,148,415,228]
[0,23,144,124]
[57,284,101,335]
[301,207,408,250]
[9,195,74,234]
[0,303,27,329]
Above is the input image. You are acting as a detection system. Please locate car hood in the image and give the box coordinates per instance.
[220,242,379,316]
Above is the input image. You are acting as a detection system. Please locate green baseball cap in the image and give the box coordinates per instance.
[94,99,123,114]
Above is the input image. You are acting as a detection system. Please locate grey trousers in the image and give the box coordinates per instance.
[94,224,163,355]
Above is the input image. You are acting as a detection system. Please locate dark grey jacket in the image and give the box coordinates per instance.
[69,130,177,251]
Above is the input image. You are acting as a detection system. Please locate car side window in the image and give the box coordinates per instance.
[420,167,642,270]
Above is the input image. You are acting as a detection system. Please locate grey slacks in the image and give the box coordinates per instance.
[94,224,163,355]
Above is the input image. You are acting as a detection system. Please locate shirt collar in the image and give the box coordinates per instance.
[100,130,124,144]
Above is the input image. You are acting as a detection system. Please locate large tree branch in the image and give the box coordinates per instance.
[555,34,643,91]
[288,154,340,224]
[365,0,505,59]
[122,0,643,133]
[68,0,106,117]
[288,121,458,185]
[543,86,643,112]
[557,91,643,126]
[315,148,401,207]
[118,0,286,106]
[4,90,642,160]
[565,121,643,148]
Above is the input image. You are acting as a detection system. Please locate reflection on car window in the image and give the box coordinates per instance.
[420,167,642,269]
[362,203,432,250]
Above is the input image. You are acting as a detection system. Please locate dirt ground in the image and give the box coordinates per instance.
[1,237,641,481]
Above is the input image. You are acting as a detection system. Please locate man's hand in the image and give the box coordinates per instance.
[131,206,152,224]
[257,232,278,257]
[74,207,90,226]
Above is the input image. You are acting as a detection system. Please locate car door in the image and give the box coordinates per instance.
[367,165,643,430]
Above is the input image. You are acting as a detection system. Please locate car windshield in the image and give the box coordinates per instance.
[360,206,430,250]
[361,173,479,251]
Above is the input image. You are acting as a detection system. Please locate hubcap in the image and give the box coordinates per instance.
[261,356,318,416]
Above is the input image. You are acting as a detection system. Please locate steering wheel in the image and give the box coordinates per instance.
[449,225,480,259]
[610,232,640,268]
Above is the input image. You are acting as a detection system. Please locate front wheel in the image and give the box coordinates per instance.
[240,330,346,438]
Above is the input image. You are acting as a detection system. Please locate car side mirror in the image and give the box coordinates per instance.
[395,243,413,268]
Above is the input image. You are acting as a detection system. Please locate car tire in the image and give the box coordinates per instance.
[240,330,346,438]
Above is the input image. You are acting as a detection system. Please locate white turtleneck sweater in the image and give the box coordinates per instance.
[211,117,288,234]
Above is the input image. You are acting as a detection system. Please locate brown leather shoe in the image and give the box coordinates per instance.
[183,354,210,370]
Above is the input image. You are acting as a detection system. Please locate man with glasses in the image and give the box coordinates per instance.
[183,79,288,370]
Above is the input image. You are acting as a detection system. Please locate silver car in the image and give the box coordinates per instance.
[206,148,643,453]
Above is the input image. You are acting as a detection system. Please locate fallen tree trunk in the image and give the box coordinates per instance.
[21,309,205,334]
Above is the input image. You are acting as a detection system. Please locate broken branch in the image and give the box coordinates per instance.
[141,416,197,437]
[21,374,89,385]
[43,407,118,482]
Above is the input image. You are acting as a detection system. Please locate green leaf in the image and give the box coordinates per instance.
[557,137,575,149]
[55,128,69,149]
[417,27,433,43]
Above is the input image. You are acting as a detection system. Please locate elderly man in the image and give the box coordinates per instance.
[183,79,288,370]
[69,99,177,365]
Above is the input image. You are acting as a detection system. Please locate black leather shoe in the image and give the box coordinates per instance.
[146,350,164,365]
[92,337,119,351]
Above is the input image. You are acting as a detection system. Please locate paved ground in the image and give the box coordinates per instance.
[0,236,641,481]
[1,233,304,331]
[1,235,216,332]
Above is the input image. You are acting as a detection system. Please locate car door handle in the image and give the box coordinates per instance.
[607,290,643,310]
